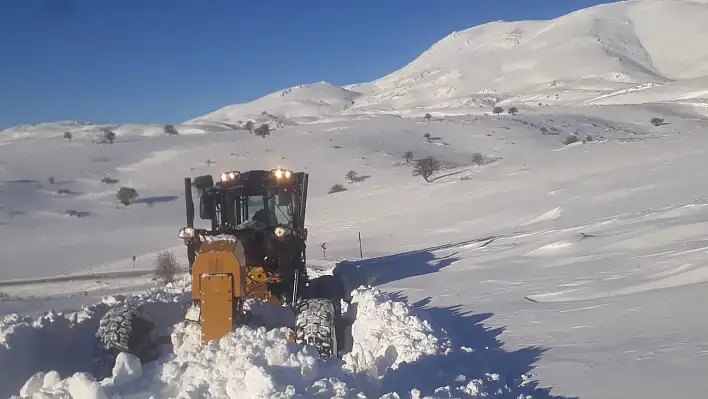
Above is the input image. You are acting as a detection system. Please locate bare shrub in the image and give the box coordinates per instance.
[255,124,271,138]
[472,152,485,166]
[423,133,431,142]
[328,184,347,194]
[345,170,358,183]
[413,156,441,182]
[563,134,579,145]
[403,151,413,164]
[63,131,72,141]
[424,113,432,122]
[650,117,665,126]
[164,124,179,135]
[102,128,116,144]
[245,121,254,133]
[117,186,139,205]
[154,249,179,284]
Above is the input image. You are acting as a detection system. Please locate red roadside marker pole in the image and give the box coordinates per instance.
[321,242,327,258]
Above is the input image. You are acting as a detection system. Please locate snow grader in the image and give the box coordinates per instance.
[91,168,346,378]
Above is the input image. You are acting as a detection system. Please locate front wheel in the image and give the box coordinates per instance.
[294,298,340,358]
[91,304,160,379]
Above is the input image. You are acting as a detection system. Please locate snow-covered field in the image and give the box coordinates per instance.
[4,101,708,398]
[4,0,708,397]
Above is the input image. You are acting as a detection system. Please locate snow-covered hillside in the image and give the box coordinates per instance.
[188,81,361,126]
[352,0,708,111]
[3,0,708,397]
[177,0,708,127]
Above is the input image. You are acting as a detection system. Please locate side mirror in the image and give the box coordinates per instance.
[199,193,215,220]
[193,175,214,191]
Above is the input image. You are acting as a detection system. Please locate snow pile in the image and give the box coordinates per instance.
[6,285,540,398]
[0,279,191,398]
[0,304,111,398]
[343,287,444,375]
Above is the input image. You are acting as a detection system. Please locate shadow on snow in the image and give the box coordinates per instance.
[333,236,498,289]
[380,294,574,398]
[134,195,179,205]
[333,238,576,398]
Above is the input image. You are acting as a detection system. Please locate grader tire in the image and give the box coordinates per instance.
[294,298,339,358]
[91,304,159,379]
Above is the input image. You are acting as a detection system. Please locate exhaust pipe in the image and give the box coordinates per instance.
[185,177,196,272]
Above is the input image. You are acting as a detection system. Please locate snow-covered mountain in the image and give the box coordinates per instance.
[352,0,708,110]
[186,0,708,126]
[5,0,708,138]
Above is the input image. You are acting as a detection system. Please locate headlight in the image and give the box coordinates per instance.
[220,171,240,182]
[178,227,195,239]
[274,226,286,237]
[272,168,292,180]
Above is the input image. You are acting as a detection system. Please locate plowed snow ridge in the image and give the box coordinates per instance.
[1,278,538,399]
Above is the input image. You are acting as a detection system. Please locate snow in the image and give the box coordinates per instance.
[188,81,361,126]
[5,283,530,399]
[2,0,708,397]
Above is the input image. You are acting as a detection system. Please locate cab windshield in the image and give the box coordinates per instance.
[241,193,292,226]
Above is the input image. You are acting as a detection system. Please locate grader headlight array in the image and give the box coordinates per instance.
[272,168,292,180]
[220,171,240,183]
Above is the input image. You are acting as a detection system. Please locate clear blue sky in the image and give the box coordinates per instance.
[0,0,619,129]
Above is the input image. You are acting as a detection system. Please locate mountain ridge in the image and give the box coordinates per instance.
[4,0,708,134]
[187,0,708,125]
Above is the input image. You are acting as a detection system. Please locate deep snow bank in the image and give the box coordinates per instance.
[6,283,541,398]
[0,304,109,399]
[0,280,190,399]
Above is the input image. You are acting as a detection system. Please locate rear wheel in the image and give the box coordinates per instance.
[294,298,339,358]
[91,304,160,379]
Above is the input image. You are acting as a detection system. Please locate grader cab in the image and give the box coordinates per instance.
[91,168,345,379]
